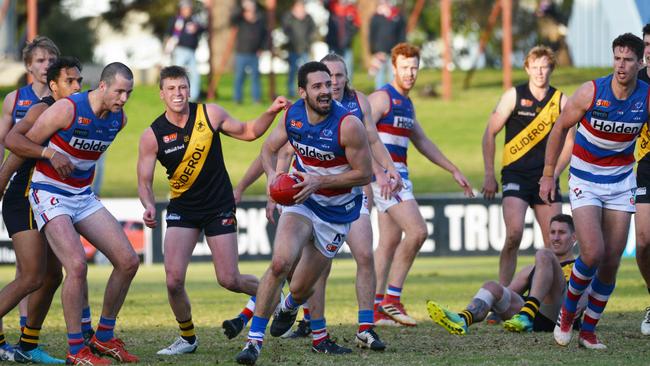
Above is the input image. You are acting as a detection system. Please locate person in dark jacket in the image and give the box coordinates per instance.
[231,0,268,104]
[369,0,405,89]
[282,1,316,97]
[325,0,359,81]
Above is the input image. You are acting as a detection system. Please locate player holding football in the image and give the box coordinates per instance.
[137,65,288,356]
[427,214,578,334]
[369,43,473,327]
[235,61,372,364]
[223,53,400,352]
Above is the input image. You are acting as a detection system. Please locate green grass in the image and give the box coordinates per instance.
[1,256,649,364]
[16,67,610,198]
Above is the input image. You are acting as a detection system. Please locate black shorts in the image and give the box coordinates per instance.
[165,207,237,237]
[2,197,37,237]
[501,170,562,207]
[636,160,650,204]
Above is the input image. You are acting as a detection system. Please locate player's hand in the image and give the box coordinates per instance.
[374,170,392,200]
[143,205,157,228]
[49,151,74,179]
[538,175,556,205]
[233,187,243,204]
[268,96,291,114]
[292,171,321,204]
[452,170,474,198]
[481,174,498,200]
[386,168,403,196]
[265,199,283,225]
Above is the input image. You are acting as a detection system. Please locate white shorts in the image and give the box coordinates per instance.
[281,204,351,259]
[371,178,415,212]
[28,188,104,230]
[360,193,370,216]
[568,173,636,212]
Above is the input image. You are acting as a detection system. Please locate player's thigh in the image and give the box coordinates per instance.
[163,226,201,275]
[206,232,240,277]
[376,210,401,245]
[43,215,87,270]
[502,196,529,235]
[12,229,47,276]
[385,199,426,237]
[75,208,136,263]
[635,204,650,247]
[290,243,331,295]
[347,214,373,263]
[533,202,562,246]
[271,212,314,268]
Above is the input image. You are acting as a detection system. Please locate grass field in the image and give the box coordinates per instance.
[1,256,649,365]
[15,66,608,198]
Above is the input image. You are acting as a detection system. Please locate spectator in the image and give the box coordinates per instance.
[369,0,405,89]
[282,1,316,98]
[165,0,206,101]
[325,0,359,81]
[231,0,268,104]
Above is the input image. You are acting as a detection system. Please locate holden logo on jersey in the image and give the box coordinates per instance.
[291,141,335,161]
[70,137,111,152]
[163,133,178,144]
[591,118,640,134]
[595,99,610,107]
[394,116,414,129]
[78,117,91,125]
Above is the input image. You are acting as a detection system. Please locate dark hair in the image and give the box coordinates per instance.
[644,23,650,38]
[22,36,59,66]
[159,66,190,89]
[297,61,331,90]
[47,56,82,87]
[550,214,574,233]
[100,62,133,85]
[612,33,644,61]
[320,53,353,96]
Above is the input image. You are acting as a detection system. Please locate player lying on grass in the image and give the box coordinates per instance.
[427,214,579,334]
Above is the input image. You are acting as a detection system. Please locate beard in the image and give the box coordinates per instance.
[306,93,332,116]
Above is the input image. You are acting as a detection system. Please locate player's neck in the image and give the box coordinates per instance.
[88,90,110,119]
[30,81,50,99]
[390,81,410,97]
[611,77,636,100]
[527,82,549,100]
[165,105,191,127]
[304,104,327,125]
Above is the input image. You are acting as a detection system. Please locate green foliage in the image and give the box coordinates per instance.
[102,0,181,39]
[0,257,648,364]
[39,5,95,62]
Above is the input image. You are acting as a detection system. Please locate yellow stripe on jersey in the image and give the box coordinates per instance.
[169,104,213,199]
[636,123,650,162]
[561,261,573,282]
[502,90,562,167]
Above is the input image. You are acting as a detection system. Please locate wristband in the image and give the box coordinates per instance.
[41,147,48,158]
[542,165,554,177]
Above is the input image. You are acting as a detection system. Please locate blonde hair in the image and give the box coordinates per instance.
[524,45,556,70]
[22,36,59,67]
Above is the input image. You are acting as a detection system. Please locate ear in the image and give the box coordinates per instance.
[298,86,306,99]
[159,89,164,100]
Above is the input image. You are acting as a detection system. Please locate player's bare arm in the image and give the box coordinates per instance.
[234,154,264,204]
[554,94,576,178]
[358,90,402,198]
[18,99,76,178]
[137,127,159,228]
[292,115,372,203]
[481,87,516,199]
[410,119,474,197]
[539,81,594,204]
[0,91,17,163]
[212,96,289,141]
[261,115,290,185]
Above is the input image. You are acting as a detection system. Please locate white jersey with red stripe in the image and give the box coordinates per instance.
[30,91,125,196]
[285,98,362,224]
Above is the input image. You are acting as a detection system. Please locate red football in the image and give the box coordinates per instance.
[269,173,303,206]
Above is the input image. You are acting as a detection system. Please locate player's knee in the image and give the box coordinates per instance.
[116,253,139,278]
[406,225,428,245]
[166,275,185,295]
[269,257,292,278]
[353,249,374,269]
[217,274,240,292]
[535,248,554,264]
[16,272,44,293]
[482,281,502,297]
[638,230,650,251]
[503,230,524,250]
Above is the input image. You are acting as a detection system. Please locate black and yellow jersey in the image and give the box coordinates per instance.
[502,84,562,177]
[151,103,234,214]
[636,67,650,165]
